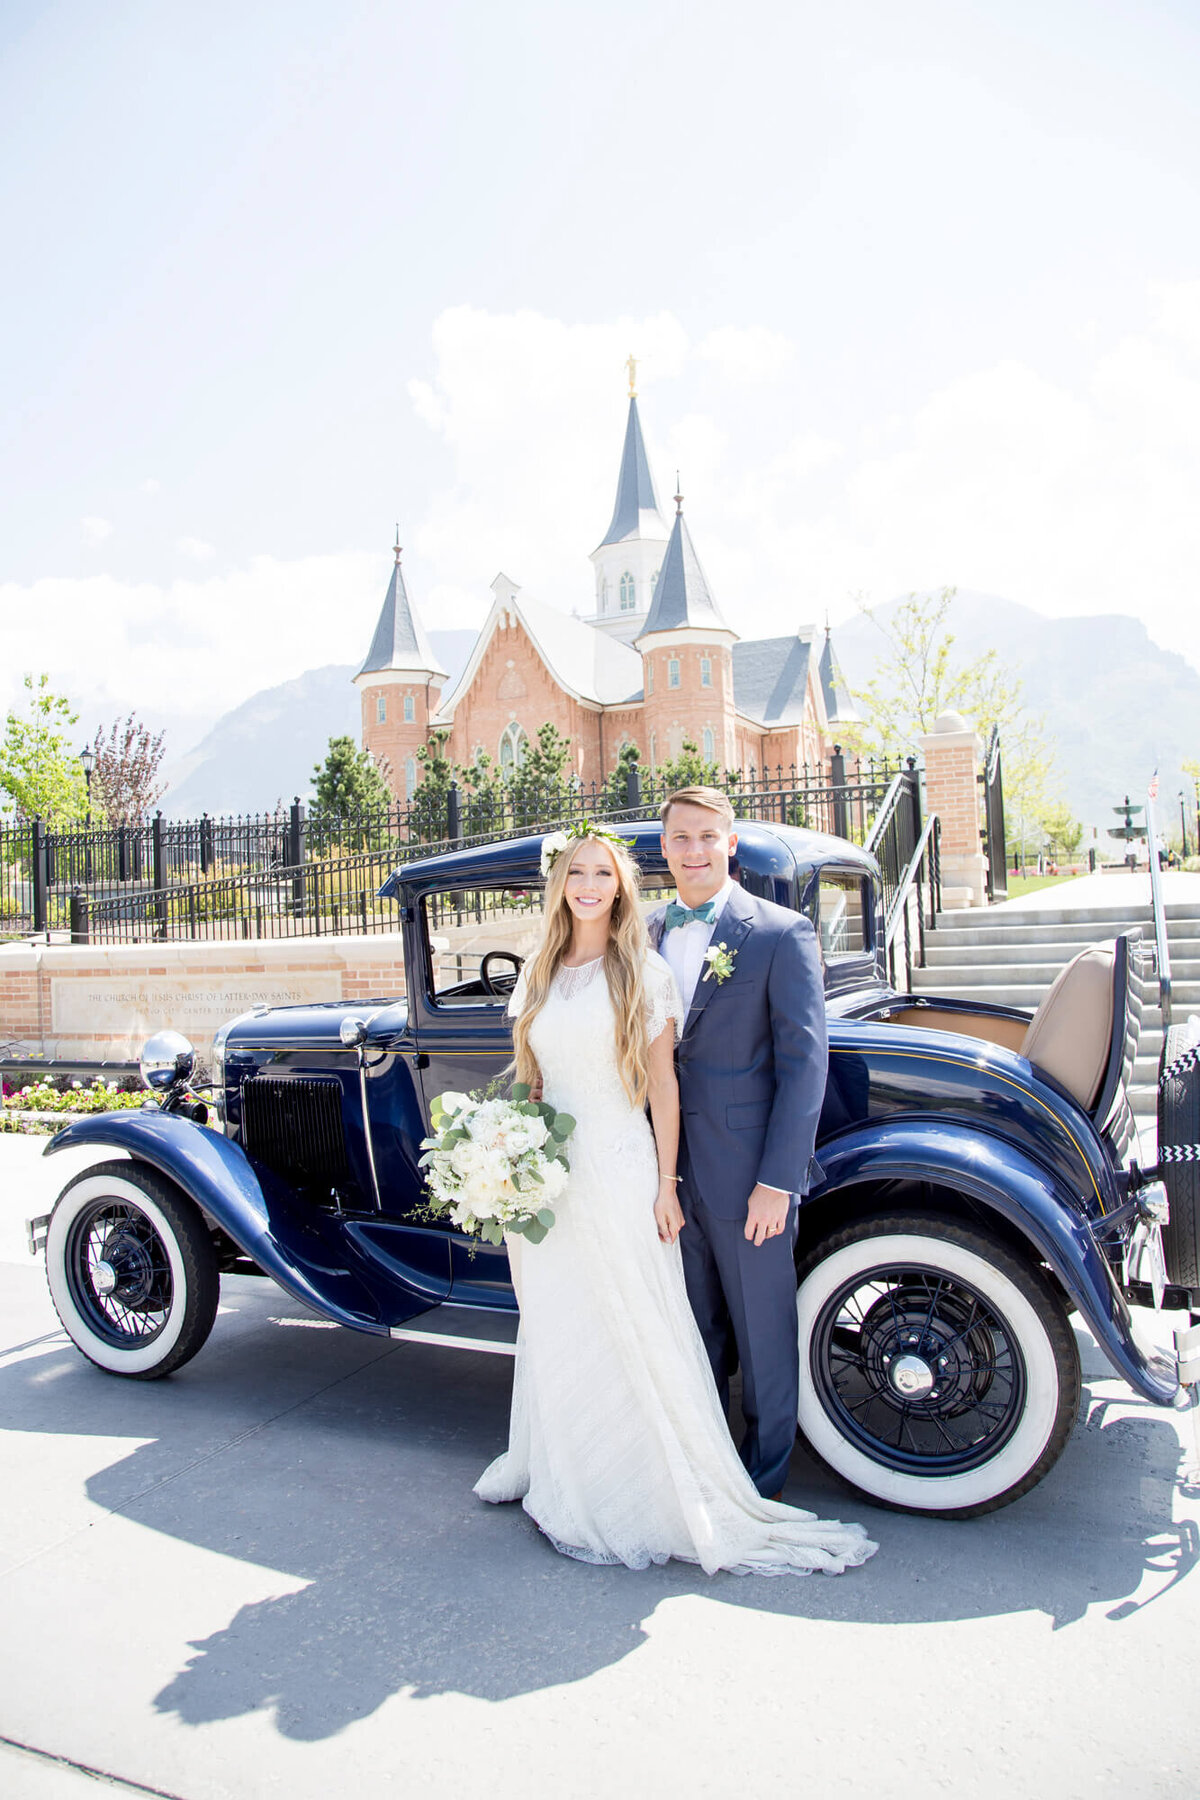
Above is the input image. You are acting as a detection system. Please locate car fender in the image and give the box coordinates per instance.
[812,1120,1178,1405]
[41,1113,430,1335]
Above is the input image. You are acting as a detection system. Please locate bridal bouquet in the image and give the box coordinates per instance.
[420,1083,574,1246]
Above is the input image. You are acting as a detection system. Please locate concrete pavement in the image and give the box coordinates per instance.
[2,1136,1200,1800]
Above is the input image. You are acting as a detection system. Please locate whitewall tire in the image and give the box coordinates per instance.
[46,1160,220,1379]
[796,1215,1080,1517]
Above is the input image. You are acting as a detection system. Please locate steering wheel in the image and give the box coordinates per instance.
[480,950,524,996]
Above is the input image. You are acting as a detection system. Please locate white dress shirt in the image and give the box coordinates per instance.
[659,876,786,1200]
[659,876,735,1012]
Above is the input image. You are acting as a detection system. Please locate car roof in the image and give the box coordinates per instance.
[379,815,878,899]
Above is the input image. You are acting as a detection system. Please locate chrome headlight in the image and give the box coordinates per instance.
[139,1030,195,1093]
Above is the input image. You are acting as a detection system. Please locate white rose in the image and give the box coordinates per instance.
[540,830,570,876]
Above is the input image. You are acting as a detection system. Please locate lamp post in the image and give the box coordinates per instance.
[1181,793,1190,862]
[79,745,95,828]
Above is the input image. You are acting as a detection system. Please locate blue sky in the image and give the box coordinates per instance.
[3,0,1200,747]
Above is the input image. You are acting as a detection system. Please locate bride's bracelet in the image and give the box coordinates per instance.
[659,1173,680,1183]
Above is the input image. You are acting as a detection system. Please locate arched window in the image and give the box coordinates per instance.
[405,757,417,799]
[499,722,528,772]
[620,571,636,611]
[376,694,387,724]
[668,657,680,689]
[702,727,715,763]
[646,660,654,695]
[700,656,712,688]
[403,693,415,723]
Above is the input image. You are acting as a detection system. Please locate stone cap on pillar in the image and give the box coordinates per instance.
[919,710,983,757]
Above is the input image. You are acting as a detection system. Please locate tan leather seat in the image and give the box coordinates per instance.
[1020,940,1117,1112]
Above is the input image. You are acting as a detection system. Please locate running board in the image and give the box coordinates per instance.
[389,1304,519,1357]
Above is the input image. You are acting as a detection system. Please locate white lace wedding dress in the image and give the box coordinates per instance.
[474,949,878,1577]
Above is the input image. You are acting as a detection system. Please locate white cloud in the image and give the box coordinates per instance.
[139,478,161,495]
[0,551,384,746]
[177,535,216,561]
[697,325,795,384]
[81,515,113,543]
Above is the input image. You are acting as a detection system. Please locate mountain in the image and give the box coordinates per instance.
[159,631,476,817]
[832,593,1199,838]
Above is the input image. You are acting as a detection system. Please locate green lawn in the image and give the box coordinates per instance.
[1002,872,1082,899]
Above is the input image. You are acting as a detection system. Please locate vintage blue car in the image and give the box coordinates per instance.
[27,818,1197,1518]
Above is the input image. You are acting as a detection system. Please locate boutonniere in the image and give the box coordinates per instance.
[702,942,736,985]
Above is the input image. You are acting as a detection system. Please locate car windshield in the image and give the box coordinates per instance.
[421,872,677,1005]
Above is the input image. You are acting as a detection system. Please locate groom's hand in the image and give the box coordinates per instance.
[745,1184,790,1247]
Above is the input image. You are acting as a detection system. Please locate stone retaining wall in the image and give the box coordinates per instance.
[0,935,408,1066]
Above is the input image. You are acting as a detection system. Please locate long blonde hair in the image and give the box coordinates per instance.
[513,834,651,1107]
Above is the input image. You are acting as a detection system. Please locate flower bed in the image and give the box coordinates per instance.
[1,1076,145,1136]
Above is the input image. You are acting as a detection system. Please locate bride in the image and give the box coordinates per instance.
[474,824,878,1577]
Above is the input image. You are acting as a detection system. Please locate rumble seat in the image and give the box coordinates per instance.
[1020,940,1119,1112]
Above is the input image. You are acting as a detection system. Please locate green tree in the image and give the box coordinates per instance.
[603,741,643,810]
[310,736,393,849]
[846,588,1057,859]
[1040,802,1084,862]
[408,729,455,844]
[0,674,87,826]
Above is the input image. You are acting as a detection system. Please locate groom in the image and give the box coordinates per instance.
[651,786,829,1500]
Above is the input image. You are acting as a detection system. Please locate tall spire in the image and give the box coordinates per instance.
[595,395,669,549]
[637,502,732,639]
[357,537,447,680]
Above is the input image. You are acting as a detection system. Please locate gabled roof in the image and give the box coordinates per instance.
[819,627,859,724]
[594,397,670,549]
[437,579,643,720]
[731,634,816,726]
[637,506,733,639]
[357,552,447,681]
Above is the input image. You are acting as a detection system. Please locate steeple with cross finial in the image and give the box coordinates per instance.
[355,529,448,803]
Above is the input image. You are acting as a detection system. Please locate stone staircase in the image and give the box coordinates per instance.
[909,895,1200,1145]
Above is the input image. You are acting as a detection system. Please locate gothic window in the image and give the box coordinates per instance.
[668,657,680,689]
[499,722,528,772]
[703,727,715,762]
[620,571,636,611]
[376,694,386,724]
[404,693,415,723]
[700,656,712,688]
[405,757,417,799]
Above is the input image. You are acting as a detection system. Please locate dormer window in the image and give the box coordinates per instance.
[620,572,636,611]
[668,657,680,689]
[404,694,415,723]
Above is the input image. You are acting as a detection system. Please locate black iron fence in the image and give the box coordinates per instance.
[980,725,1008,902]
[3,750,906,942]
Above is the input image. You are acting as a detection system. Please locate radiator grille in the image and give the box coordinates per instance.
[240,1076,350,1184]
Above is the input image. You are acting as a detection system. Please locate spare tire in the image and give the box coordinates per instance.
[1158,1023,1200,1291]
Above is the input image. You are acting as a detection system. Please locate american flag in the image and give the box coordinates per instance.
[1149,770,1159,802]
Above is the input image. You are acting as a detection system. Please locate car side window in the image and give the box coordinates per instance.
[423,886,546,1006]
[815,870,869,960]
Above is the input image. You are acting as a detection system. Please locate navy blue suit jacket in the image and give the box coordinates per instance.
[650,885,829,1220]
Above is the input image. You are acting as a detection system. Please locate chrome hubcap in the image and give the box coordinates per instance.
[93,1259,118,1296]
[889,1353,935,1398]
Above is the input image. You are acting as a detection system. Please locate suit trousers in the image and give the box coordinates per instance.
[678,1184,801,1499]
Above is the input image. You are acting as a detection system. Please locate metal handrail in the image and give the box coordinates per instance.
[863,769,909,857]
[1145,789,1173,1026]
[881,814,941,990]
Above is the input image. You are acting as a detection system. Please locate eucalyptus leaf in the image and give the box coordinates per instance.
[537,1208,555,1229]
[510,1081,531,1103]
[522,1222,548,1245]
[551,1114,576,1138]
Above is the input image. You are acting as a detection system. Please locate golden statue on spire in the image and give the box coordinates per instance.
[626,353,638,397]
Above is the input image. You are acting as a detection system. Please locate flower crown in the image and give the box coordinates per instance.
[540,820,637,878]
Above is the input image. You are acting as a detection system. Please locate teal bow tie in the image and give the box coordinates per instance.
[664,899,718,930]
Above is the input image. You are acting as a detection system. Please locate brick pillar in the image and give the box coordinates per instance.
[919,711,987,909]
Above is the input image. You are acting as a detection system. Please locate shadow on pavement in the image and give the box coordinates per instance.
[1,1281,1196,1742]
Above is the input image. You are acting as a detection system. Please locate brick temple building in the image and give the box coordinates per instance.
[355,386,856,798]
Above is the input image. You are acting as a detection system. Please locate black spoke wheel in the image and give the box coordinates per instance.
[797,1214,1080,1517]
[46,1161,220,1378]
